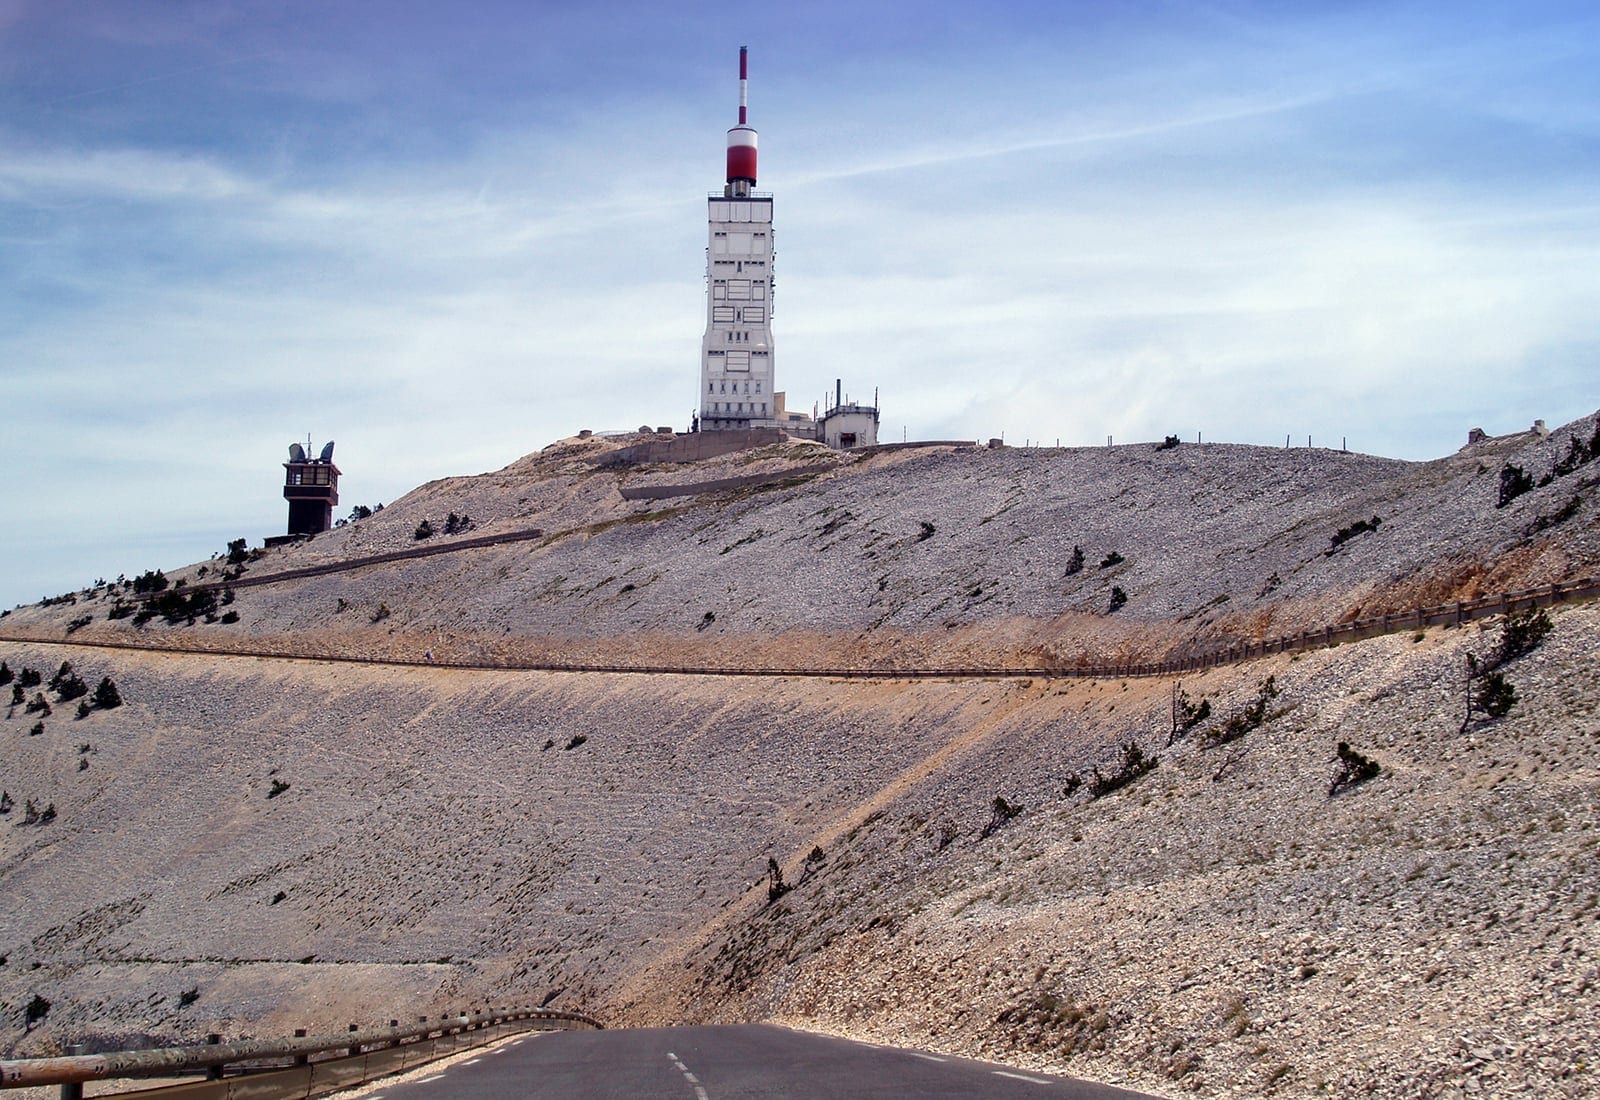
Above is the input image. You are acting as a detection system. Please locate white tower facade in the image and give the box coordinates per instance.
[699,47,776,431]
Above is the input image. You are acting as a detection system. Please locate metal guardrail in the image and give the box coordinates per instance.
[2,577,1595,683]
[0,1007,601,1096]
[184,526,549,594]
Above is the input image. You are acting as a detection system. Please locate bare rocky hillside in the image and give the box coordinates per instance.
[1,413,1598,1099]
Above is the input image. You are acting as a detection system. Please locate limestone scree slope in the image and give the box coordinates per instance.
[1,415,1598,1099]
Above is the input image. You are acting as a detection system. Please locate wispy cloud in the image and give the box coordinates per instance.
[1,1,1597,606]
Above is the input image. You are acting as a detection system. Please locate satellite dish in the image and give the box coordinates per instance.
[289,443,306,462]
[319,441,335,462]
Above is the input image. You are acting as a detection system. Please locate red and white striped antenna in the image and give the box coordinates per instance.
[725,46,757,190]
[738,45,748,125]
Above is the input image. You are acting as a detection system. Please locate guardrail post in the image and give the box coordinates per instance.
[59,1045,85,1100]
[348,1023,361,1058]
[293,1028,309,1066]
[206,1034,223,1080]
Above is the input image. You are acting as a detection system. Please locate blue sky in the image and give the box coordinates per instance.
[2,1,1597,607]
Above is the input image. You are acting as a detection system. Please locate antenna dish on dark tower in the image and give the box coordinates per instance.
[289,443,306,462]
[319,441,335,462]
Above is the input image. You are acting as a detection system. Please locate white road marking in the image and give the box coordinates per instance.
[909,1052,947,1062]
[667,1052,709,1099]
[415,1074,445,1084]
[993,1070,1054,1084]
[460,1058,480,1065]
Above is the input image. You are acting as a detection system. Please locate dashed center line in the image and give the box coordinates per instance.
[993,1069,1053,1084]
[666,1052,710,1099]
[909,1052,947,1062]
[414,1074,445,1084]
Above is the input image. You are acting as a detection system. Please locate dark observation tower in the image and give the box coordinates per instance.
[282,440,340,537]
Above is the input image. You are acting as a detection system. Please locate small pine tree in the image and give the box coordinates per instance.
[93,677,122,710]
[1328,742,1380,796]
[0,661,11,686]
[56,673,88,703]
[1475,671,1517,719]
[766,857,790,902]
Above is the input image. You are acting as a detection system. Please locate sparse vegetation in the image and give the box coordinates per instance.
[28,721,44,736]
[370,604,392,623]
[564,735,587,750]
[917,520,936,541]
[24,993,50,1029]
[1169,685,1212,745]
[1204,677,1280,747]
[1494,608,1552,666]
[1473,670,1517,720]
[1155,434,1181,450]
[17,667,41,689]
[1461,609,1550,730]
[1328,742,1380,796]
[24,693,51,717]
[1099,551,1124,568]
[1326,516,1381,554]
[0,662,10,686]
[55,672,88,703]
[1064,545,1085,576]
[996,990,1113,1056]
[131,569,169,595]
[444,511,473,534]
[1089,741,1158,799]
[66,614,93,634]
[267,779,290,799]
[980,795,1023,839]
[1107,586,1127,613]
[93,677,122,710]
[414,519,435,540]
[765,857,789,903]
[226,538,250,566]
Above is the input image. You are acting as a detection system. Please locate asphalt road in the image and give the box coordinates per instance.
[362,1024,1159,1099]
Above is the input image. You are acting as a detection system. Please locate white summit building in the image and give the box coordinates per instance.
[699,47,779,432]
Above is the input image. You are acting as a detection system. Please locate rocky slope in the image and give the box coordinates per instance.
[1,414,1598,1099]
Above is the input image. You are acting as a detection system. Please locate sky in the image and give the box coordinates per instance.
[2,0,1597,608]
